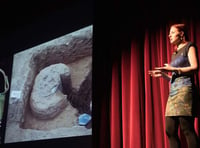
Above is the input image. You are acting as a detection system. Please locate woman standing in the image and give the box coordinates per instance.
[149,23,199,148]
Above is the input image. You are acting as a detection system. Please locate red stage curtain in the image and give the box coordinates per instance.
[110,19,200,148]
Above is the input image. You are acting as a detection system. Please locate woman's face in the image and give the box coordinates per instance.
[168,26,182,45]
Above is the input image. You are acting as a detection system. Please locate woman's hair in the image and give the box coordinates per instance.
[171,23,189,40]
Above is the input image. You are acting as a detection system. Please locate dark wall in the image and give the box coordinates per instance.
[0,0,93,57]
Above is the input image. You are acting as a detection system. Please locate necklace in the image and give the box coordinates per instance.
[177,42,188,51]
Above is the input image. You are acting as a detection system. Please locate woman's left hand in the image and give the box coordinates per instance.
[155,63,175,72]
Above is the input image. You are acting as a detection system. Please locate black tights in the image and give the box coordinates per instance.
[165,116,199,148]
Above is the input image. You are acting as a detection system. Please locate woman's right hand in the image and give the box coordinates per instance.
[148,69,163,78]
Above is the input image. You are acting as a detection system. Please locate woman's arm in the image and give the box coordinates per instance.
[178,46,199,73]
[148,69,171,81]
[161,71,172,81]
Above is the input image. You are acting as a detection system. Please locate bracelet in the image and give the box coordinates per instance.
[177,69,181,75]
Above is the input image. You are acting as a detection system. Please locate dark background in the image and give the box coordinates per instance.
[0,0,93,57]
[0,0,93,147]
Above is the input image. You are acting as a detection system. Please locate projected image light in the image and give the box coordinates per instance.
[4,25,92,143]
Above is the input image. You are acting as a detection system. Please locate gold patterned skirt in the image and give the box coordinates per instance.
[165,77,193,116]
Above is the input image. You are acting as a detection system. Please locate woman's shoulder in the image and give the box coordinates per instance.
[185,41,198,53]
[187,41,197,49]
[177,41,197,57]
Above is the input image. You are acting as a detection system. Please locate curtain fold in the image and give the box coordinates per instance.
[111,61,122,148]
[110,19,200,148]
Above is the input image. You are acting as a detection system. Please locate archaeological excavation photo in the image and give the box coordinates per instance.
[4,25,93,144]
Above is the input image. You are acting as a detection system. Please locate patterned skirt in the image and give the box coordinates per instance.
[165,77,193,116]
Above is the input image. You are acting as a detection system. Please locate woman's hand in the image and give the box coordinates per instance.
[148,69,163,77]
[155,63,175,72]
[149,68,172,81]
